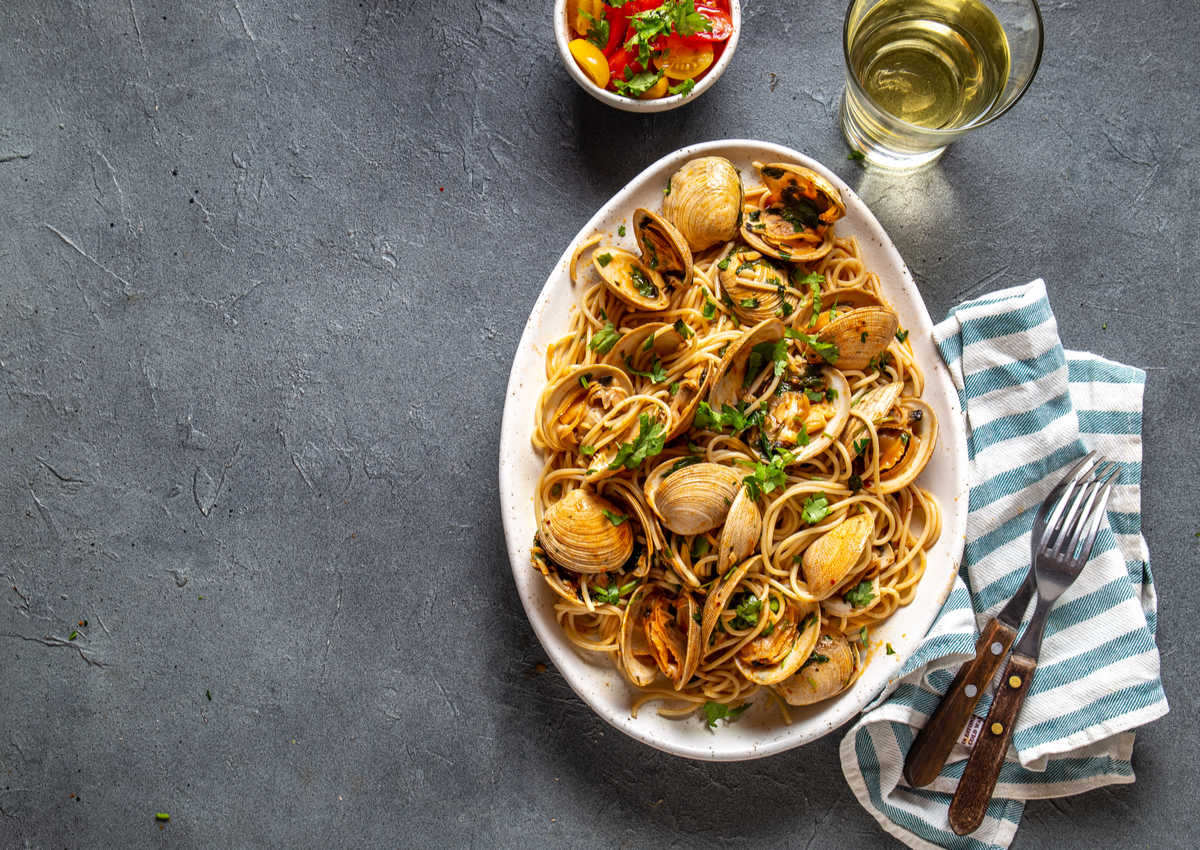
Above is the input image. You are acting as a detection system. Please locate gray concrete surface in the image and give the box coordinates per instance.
[1,1,1196,847]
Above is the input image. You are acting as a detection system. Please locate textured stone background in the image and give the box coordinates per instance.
[1,1,1197,847]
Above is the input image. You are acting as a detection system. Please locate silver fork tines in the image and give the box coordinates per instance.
[1042,459,1117,556]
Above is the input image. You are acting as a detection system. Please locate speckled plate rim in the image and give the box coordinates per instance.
[499,139,968,762]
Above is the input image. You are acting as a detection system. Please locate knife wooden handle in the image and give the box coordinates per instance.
[903,617,1019,788]
[948,653,1037,835]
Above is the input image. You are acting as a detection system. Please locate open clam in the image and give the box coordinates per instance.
[741,162,844,263]
[643,460,741,536]
[732,600,821,685]
[841,382,904,457]
[536,364,634,453]
[759,366,851,464]
[641,591,701,690]
[801,512,874,599]
[633,208,693,289]
[718,247,797,324]
[708,319,786,409]
[539,488,634,575]
[593,248,670,312]
[776,630,860,705]
[792,285,883,330]
[662,156,744,252]
[801,306,899,371]
[717,487,762,572]
[856,398,938,494]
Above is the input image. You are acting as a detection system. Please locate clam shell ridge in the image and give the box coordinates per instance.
[539,488,634,575]
[662,156,744,252]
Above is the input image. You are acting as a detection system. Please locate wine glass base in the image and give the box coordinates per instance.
[840,92,948,171]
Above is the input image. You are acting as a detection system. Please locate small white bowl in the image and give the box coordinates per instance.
[554,0,741,113]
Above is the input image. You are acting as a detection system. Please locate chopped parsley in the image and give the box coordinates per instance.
[579,372,592,389]
[847,150,866,161]
[691,537,710,559]
[801,493,830,524]
[624,0,712,66]
[206,689,212,700]
[848,473,863,492]
[745,339,788,386]
[607,414,666,470]
[785,328,839,364]
[588,321,621,354]
[630,265,659,298]
[739,297,760,309]
[730,594,762,629]
[580,444,596,456]
[601,508,628,526]
[667,455,702,476]
[886,642,896,655]
[68,630,78,640]
[668,381,680,395]
[673,318,693,339]
[617,224,626,237]
[895,329,909,342]
[668,78,696,97]
[613,68,665,98]
[596,252,613,267]
[858,625,869,645]
[623,355,668,383]
[717,248,737,271]
[702,294,717,319]
[844,580,875,608]
[693,400,765,433]
[592,579,640,605]
[582,11,610,49]
[743,453,792,499]
[802,652,830,669]
[852,436,870,455]
[704,700,750,728]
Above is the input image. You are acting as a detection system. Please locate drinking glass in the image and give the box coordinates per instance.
[841,0,1043,170]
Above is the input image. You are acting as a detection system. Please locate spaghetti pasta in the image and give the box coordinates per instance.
[529,158,941,723]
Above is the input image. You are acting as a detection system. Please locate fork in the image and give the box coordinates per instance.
[903,452,1101,788]
[947,454,1121,835]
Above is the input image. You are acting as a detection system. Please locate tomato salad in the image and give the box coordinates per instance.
[566,0,735,101]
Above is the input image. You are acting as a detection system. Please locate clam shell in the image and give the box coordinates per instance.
[604,322,684,371]
[665,362,711,441]
[739,161,845,264]
[733,601,822,685]
[801,512,874,599]
[537,364,634,452]
[809,306,899,371]
[633,208,693,289]
[741,219,836,263]
[821,574,882,617]
[717,487,761,571]
[793,285,883,330]
[708,319,786,409]
[767,366,852,465]
[662,156,744,252]
[594,247,669,311]
[644,461,741,536]
[719,248,795,324]
[841,382,905,459]
[876,399,937,494]
[756,162,846,224]
[539,488,634,574]
[776,630,860,706]
[619,586,660,687]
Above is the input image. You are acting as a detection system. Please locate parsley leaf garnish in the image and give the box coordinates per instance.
[607,414,666,470]
[742,454,791,499]
[895,329,909,342]
[730,594,762,630]
[801,493,830,524]
[668,78,696,97]
[601,508,627,526]
[693,401,764,433]
[623,355,668,383]
[847,150,866,161]
[704,700,750,728]
[614,68,664,98]
[596,252,613,267]
[844,579,875,608]
[785,328,839,364]
[582,11,610,49]
[673,318,693,339]
[588,321,622,354]
[592,579,640,605]
[744,339,788,387]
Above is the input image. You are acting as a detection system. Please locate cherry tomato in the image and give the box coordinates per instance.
[638,74,670,100]
[566,0,605,37]
[655,36,714,80]
[690,3,734,43]
[569,38,611,89]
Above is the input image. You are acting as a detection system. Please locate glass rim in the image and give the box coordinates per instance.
[841,0,1045,136]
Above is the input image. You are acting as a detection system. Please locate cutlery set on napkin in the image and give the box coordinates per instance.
[841,280,1167,849]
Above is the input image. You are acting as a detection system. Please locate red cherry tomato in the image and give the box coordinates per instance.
[687,3,733,43]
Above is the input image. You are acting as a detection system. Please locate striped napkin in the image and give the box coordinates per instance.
[839,280,1168,849]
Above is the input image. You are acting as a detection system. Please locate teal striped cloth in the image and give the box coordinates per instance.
[839,280,1167,849]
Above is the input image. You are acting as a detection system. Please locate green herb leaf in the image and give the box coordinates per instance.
[601,508,628,526]
[802,652,830,669]
[895,329,909,342]
[667,78,696,97]
[206,689,212,700]
[744,339,788,387]
[623,355,668,383]
[583,11,610,49]
[617,224,626,237]
[613,68,665,98]
[580,444,596,456]
[68,630,78,640]
[588,321,622,354]
[844,579,875,608]
[579,372,592,388]
[607,414,666,470]
[847,150,866,161]
[673,318,693,339]
[886,642,896,655]
[596,252,613,267]
[858,625,868,645]
[785,328,839,364]
[668,455,701,476]
[731,594,762,630]
[703,700,750,728]
[691,537,711,559]
[702,295,717,319]
[801,493,830,524]
[848,473,863,492]
[155,813,171,821]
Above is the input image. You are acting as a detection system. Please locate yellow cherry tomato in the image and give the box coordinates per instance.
[567,0,604,38]
[656,38,714,81]
[638,74,670,100]
[569,38,611,90]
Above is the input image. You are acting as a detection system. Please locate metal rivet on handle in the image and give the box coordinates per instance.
[990,642,1003,655]
[1009,675,1022,688]
[990,722,1004,735]
[965,684,978,698]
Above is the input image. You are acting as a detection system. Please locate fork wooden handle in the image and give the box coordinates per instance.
[903,617,1019,788]
[948,653,1037,835]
